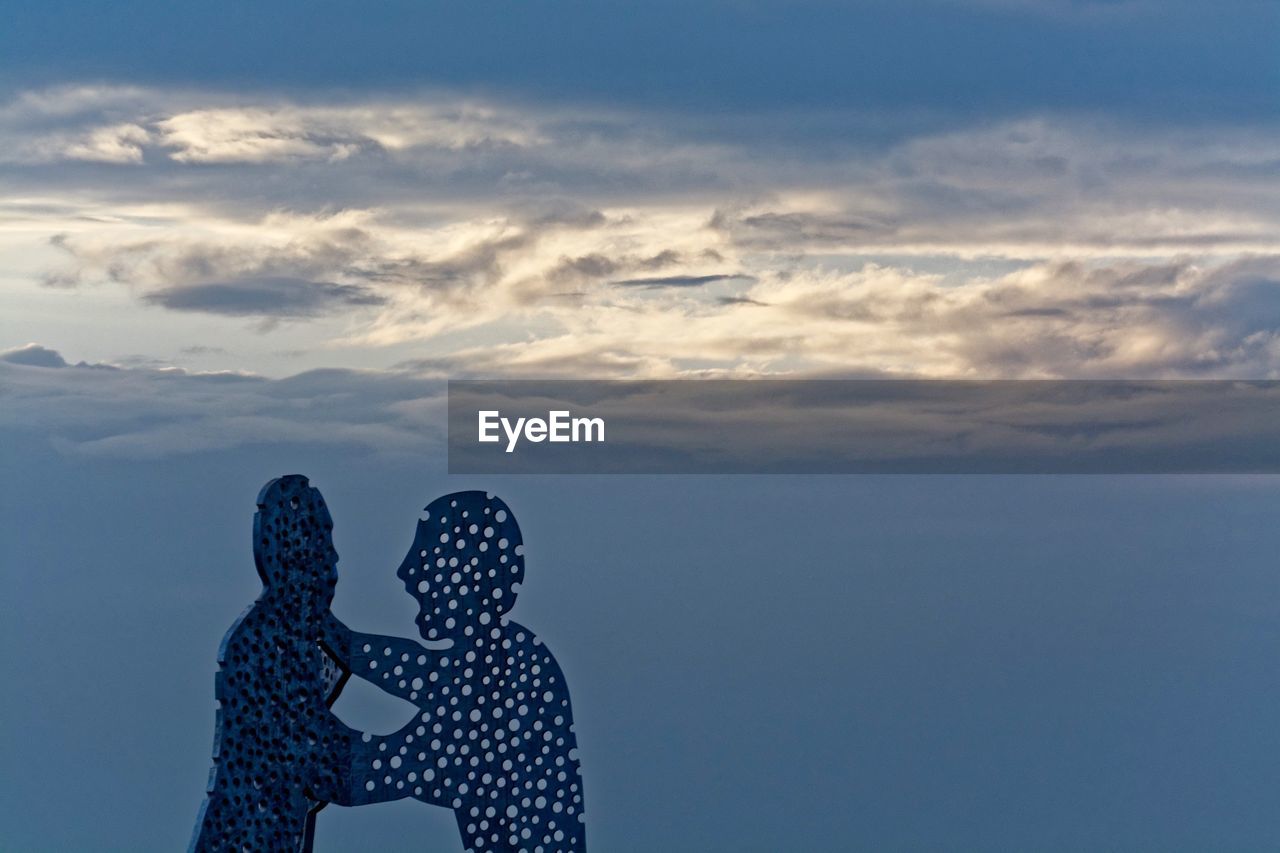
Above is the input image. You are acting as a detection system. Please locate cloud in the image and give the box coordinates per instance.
[1,343,68,368]
[37,203,738,338]
[4,86,1280,380]
[0,86,546,167]
[0,352,445,459]
[6,88,1278,261]
[61,123,151,164]
[141,277,386,319]
[713,210,894,249]
[613,273,753,288]
[388,255,1280,379]
[155,102,543,164]
[39,210,398,323]
[13,331,1262,470]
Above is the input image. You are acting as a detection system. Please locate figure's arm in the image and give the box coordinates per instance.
[318,611,355,664]
[309,617,437,808]
[320,612,444,703]
[312,611,349,704]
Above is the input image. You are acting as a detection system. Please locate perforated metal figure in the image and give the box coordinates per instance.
[191,482,586,852]
[325,491,587,852]
[189,476,407,852]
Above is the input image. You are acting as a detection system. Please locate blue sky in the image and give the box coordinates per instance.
[3,1,1276,119]
[2,2,1280,850]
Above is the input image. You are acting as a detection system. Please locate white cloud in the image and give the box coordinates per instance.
[0,86,548,166]
[156,102,544,164]
[60,123,151,164]
[3,85,1280,381]
[387,256,1280,379]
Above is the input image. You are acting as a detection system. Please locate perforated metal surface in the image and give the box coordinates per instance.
[190,479,585,852]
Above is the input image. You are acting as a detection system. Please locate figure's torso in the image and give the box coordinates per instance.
[194,604,350,852]
[360,622,587,851]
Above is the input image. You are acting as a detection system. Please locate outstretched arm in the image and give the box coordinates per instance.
[312,615,440,807]
[318,610,356,663]
[320,611,445,703]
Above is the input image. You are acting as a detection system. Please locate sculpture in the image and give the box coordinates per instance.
[190,476,585,852]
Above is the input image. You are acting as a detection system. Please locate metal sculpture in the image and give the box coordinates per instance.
[190,477,585,852]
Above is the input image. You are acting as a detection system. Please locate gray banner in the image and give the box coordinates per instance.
[448,380,1280,474]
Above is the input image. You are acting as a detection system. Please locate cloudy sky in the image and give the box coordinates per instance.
[3,0,1278,389]
[3,3,1280,851]
[2,1,1277,459]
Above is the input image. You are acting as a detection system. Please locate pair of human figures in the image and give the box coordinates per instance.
[190,476,585,852]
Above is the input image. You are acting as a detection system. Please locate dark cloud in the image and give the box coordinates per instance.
[113,354,174,369]
[140,277,386,319]
[0,343,67,368]
[394,345,660,379]
[523,206,608,229]
[0,354,445,458]
[548,253,620,281]
[711,209,896,250]
[378,233,533,292]
[45,218,539,310]
[612,273,754,288]
[42,224,381,292]
[549,249,685,285]
[639,249,682,269]
[1001,307,1071,317]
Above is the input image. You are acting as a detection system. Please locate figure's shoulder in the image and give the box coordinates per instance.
[501,620,549,653]
[216,594,281,660]
[501,620,575,706]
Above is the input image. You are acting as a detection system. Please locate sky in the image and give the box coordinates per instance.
[2,2,1280,851]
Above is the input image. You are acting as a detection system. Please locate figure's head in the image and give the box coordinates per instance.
[396,491,525,640]
[253,475,339,605]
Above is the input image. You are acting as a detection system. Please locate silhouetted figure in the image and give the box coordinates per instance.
[190,482,585,852]
[190,476,404,852]
[327,491,587,852]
